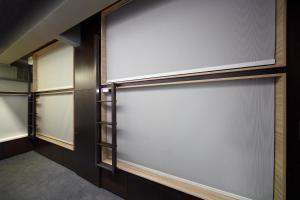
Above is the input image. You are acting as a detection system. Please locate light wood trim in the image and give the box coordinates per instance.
[274,74,286,200]
[100,0,286,85]
[35,86,74,93]
[33,41,63,57]
[276,0,286,67]
[103,159,234,200]
[36,133,74,151]
[101,74,286,200]
[117,73,283,90]
[101,0,129,16]
[36,90,74,96]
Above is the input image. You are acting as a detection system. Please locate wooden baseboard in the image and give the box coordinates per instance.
[36,134,74,151]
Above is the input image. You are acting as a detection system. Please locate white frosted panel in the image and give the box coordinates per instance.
[37,43,73,90]
[113,78,275,200]
[107,0,276,81]
[0,79,27,92]
[37,94,74,144]
[0,96,27,142]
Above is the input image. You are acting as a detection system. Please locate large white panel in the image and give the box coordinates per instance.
[0,96,27,142]
[107,0,276,81]
[36,93,74,144]
[37,42,73,91]
[110,78,275,200]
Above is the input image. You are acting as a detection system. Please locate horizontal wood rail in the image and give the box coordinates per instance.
[0,91,28,96]
[35,89,74,96]
[103,68,285,90]
[36,133,74,151]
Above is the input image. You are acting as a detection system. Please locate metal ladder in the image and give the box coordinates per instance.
[96,83,117,174]
[28,65,36,139]
[28,92,36,139]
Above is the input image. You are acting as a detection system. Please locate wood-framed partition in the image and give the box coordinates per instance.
[100,73,286,200]
[32,41,75,151]
[0,62,30,144]
[101,0,286,85]
[100,0,286,199]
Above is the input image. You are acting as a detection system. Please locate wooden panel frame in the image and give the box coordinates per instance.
[100,0,286,199]
[35,90,75,151]
[32,42,75,151]
[32,41,75,92]
[101,73,286,200]
[36,133,74,151]
[101,0,286,84]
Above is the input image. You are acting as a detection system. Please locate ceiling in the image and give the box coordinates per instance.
[0,0,117,64]
[0,0,63,54]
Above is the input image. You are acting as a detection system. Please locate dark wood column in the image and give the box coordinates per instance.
[74,14,100,185]
[0,138,33,160]
[286,1,300,198]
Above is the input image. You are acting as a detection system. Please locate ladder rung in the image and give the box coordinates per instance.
[97,142,115,148]
[97,100,112,103]
[97,121,115,126]
[101,83,114,87]
[97,162,113,172]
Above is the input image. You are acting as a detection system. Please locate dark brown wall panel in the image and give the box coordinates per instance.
[0,137,33,160]
[34,139,75,171]
[73,14,100,185]
[74,89,99,185]
[101,168,202,200]
[287,1,300,198]
[101,169,127,198]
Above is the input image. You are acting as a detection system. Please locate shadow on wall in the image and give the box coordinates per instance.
[108,0,173,26]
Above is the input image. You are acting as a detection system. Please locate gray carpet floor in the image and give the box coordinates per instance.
[0,151,123,200]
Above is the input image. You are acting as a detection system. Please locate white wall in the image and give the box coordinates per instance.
[36,93,74,144]
[37,42,74,91]
[0,96,27,143]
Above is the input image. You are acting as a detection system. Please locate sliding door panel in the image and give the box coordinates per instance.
[36,93,74,144]
[36,42,74,91]
[106,0,276,81]
[108,78,275,200]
